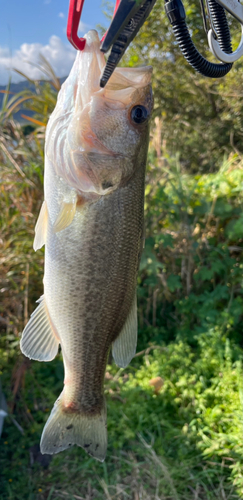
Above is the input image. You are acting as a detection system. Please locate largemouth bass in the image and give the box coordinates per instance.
[20,30,153,461]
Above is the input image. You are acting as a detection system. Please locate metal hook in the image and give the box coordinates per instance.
[208,0,243,63]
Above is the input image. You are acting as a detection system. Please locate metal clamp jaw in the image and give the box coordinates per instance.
[208,0,243,63]
[100,0,157,87]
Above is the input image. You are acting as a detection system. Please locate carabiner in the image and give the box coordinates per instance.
[208,0,243,63]
[67,0,86,51]
[67,0,121,52]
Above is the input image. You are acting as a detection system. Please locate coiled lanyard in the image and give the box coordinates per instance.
[67,0,243,86]
[165,0,233,77]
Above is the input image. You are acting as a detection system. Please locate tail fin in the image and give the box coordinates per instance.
[40,394,107,462]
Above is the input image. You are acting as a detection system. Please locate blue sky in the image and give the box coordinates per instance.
[0,0,112,84]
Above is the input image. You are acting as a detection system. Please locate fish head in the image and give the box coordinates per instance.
[46,31,153,196]
[89,66,153,157]
[82,65,153,194]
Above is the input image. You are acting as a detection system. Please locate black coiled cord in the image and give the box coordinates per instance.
[165,0,233,78]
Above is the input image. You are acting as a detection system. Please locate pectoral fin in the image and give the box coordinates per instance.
[20,296,59,362]
[112,295,137,368]
[53,200,77,233]
[33,200,48,251]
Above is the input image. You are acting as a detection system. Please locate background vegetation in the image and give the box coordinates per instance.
[1,1,243,498]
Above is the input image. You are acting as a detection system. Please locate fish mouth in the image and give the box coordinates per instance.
[97,65,153,111]
[104,66,153,92]
[45,30,153,196]
[73,30,153,107]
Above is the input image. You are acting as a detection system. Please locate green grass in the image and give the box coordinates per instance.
[1,330,243,499]
[1,111,243,499]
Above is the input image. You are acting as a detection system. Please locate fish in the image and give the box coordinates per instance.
[20,30,153,462]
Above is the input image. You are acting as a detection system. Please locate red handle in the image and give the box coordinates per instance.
[67,0,86,51]
[67,0,122,51]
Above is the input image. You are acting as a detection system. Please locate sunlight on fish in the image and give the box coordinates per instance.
[20,30,153,461]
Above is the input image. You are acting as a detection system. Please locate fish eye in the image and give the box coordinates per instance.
[131,105,148,124]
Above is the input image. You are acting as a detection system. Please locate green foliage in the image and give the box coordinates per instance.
[1,329,243,499]
[1,49,243,498]
[107,330,243,493]
[1,146,243,497]
[138,155,243,351]
[123,0,243,171]
[0,124,44,339]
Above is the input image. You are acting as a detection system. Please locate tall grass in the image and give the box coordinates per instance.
[1,65,243,499]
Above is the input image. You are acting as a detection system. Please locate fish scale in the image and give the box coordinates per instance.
[20,30,153,461]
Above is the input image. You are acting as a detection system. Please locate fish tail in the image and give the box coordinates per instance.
[40,393,107,461]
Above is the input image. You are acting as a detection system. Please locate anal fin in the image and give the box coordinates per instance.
[112,295,137,368]
[20,296,59,362]
[33,200,48,251]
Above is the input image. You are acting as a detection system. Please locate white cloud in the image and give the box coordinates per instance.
[0,47,10,58]
[58,12,65,18]
[0,36,77,85]
[79,21,89,34]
